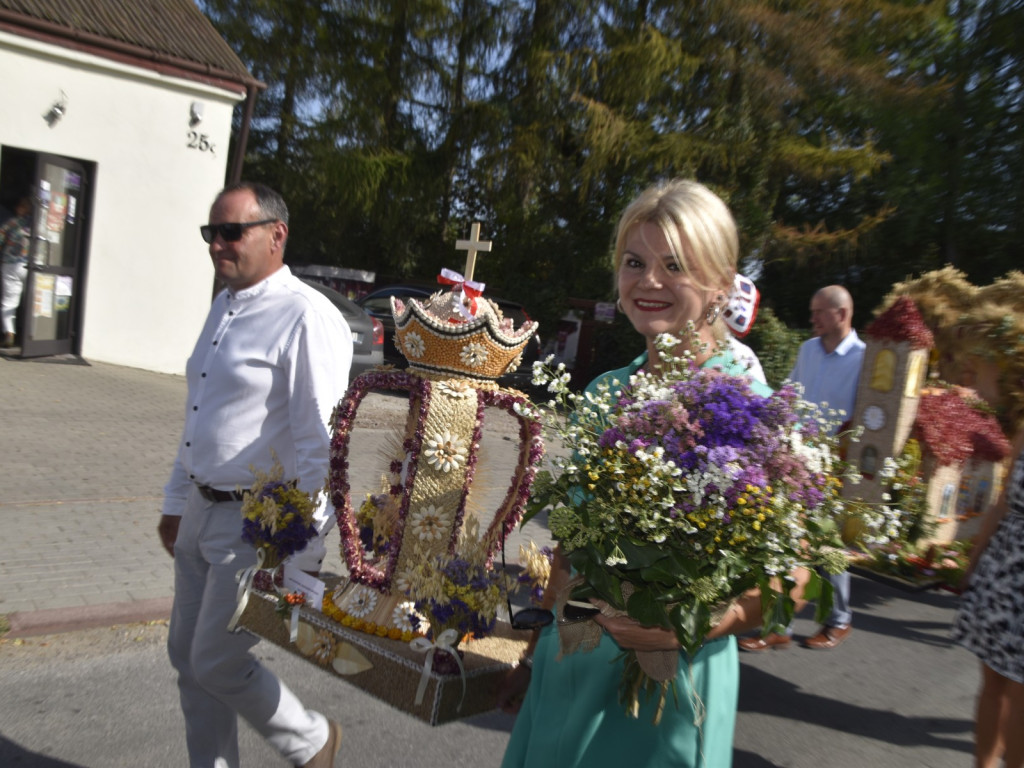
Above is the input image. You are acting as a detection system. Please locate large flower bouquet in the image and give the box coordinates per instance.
[519,333,894,716]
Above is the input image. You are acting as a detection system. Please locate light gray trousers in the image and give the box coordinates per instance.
[167,491,328,767]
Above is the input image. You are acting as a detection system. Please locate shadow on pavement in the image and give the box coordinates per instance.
[0,735,84,766]
[734,749,784,767]
[738,663,973,754]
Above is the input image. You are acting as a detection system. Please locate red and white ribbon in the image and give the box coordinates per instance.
[438,268,485,319]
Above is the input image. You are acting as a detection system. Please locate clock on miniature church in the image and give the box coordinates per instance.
[842,296,935,505]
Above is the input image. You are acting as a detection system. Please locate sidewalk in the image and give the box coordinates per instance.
[0,354,551,636]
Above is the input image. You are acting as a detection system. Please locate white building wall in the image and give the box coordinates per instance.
[0,31,245,374]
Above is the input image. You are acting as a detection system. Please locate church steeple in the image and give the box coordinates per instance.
[843,297,934,505]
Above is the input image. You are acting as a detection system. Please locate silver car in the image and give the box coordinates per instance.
[299,278,384,378]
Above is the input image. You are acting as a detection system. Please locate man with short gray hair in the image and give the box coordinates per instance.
[159,181,351,766]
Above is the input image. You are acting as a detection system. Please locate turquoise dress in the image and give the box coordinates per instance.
[502,350,770,768]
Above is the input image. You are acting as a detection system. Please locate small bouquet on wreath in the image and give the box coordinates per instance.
[398,541,502,679]
[408,552,502,646]
[518,331,900,720]
[239,457,319,570]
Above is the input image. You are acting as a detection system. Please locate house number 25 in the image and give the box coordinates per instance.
[187,132,216,155]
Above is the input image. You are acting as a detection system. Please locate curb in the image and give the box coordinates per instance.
[4,596,174,639]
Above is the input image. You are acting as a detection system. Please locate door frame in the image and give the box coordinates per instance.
[18,152,92,358]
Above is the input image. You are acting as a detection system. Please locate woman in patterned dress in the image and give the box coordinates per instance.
[952,356,1024,768]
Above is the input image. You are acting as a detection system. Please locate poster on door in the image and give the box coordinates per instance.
[46,194,68,243]
[34,274,55,319]
[55,275,73,312]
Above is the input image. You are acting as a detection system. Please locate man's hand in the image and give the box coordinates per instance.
[158,515,181,558]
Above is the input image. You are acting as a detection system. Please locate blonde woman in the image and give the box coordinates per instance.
[499,179,805,767]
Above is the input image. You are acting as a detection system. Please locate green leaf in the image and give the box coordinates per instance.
[521,470,556,526]
[638,562,680,587]
[627,586,672,629]
[579,559,625,610]
[666,551,701,581]
[616,538,671,570]
[763,592,795,636]
[813,574,835,625]
[671,601,710,657]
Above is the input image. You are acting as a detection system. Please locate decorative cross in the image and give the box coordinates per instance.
[454,222,492,283]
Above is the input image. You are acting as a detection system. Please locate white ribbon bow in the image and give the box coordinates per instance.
[227,548,266,633]
[410,628,467,711]
[286,602,302,643]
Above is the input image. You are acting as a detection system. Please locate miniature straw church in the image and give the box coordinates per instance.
[844,273,1021,543]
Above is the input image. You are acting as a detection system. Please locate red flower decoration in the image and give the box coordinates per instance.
[866,296,935,349]
[914,389,1010,466]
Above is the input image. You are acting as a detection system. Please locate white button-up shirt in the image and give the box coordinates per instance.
[162,266,352,566]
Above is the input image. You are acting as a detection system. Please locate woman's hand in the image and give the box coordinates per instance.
[591,600,680,651]
[496,662,533,714]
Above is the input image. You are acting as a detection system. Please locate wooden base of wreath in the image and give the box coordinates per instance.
[237,586,526,725]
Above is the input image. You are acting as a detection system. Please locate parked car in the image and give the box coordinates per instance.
[299,278,384,379]
[356,284,542,392]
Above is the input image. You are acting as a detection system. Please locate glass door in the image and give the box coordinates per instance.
[20,154,87,358]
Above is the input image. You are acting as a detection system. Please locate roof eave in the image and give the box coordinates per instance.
[0,9,265,95]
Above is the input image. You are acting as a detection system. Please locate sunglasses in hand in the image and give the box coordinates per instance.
[200,218,277,244]
[501,537,554,631]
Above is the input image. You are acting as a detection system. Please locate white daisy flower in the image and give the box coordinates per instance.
[408,503,450,542]
[391,601,422,633]
[403,331,426,358]
[503,353,523,374]
[393,570,415,596]
[424,430,468,472]
[460,342,488,367]
[437,380,475,399]
[343,585,378,618]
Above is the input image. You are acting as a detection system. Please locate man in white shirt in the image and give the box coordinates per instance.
[740,284,865,652]
[158,182,352,767]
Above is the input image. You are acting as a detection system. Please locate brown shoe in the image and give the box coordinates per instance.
[302,719,342,768]
[802,624,851,650]
[738,632,791,652]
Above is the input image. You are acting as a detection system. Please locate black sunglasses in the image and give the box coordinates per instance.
[200,218,277,244]
[500,537,554,631]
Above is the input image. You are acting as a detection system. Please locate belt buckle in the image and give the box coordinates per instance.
[196,484,217,502]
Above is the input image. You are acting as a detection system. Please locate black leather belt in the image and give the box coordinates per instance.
[195,484,245,503]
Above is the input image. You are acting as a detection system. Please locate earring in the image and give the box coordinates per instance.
[616,298,624,313]
[705,304,721,325]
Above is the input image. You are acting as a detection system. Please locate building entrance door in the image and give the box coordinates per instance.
[20,153,89,358]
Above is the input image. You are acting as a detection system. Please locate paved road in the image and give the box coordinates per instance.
[0,354,979,766]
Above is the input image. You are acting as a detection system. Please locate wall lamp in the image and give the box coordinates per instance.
[44,90,68,127]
